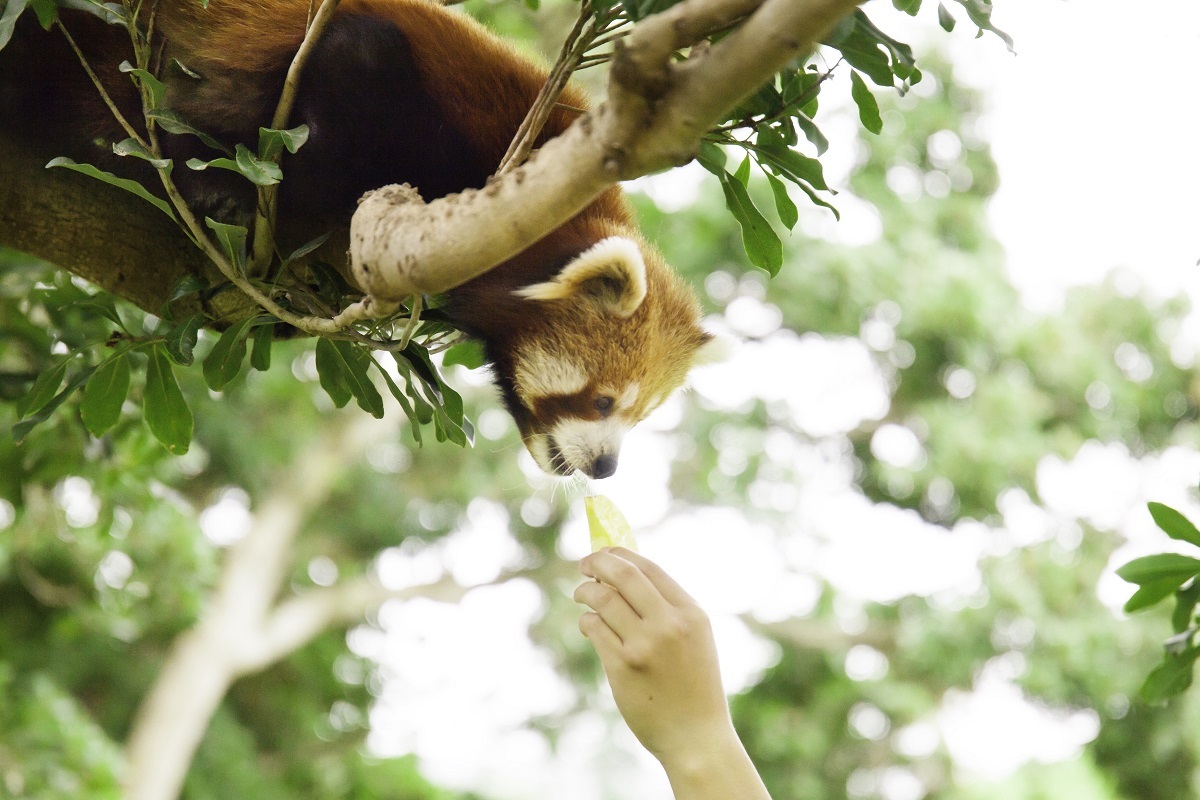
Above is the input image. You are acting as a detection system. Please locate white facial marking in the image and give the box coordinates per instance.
[615,382,640,412]
[526,433,556,474]
[513,345,588,405]
[548,417,630,475]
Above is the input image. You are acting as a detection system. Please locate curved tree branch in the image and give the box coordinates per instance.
[121,416,381,800]
[350,0,862,301]
[2,0,860,327]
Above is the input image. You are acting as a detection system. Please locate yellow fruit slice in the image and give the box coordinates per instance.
[585,495,638,552]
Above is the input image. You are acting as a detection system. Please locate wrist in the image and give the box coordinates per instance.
[654,721,744,777]
[656,725,772,800]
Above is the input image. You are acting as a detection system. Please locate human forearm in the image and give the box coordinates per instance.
[657,724,773,800]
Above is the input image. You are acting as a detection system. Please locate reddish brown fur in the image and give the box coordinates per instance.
[1,0,713,475]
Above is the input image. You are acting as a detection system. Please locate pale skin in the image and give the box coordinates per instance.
[574,547,773,800]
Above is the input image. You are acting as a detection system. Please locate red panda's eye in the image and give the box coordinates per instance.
[594,396,614,415]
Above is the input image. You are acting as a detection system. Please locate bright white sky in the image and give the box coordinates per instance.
[350,3,1200,798]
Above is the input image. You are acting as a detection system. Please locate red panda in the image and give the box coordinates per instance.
[0,0,722,479]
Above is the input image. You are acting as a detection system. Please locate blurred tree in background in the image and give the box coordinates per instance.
[2,4,1199,800]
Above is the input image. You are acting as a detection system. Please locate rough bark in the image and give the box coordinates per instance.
[0,129,256,323]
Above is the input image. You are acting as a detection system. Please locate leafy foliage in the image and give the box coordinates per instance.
[5,0,473,456]
[1118,502,1200,702]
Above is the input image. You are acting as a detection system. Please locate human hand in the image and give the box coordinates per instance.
[574,548,736,772]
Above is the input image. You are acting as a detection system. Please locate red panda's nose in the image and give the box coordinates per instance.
[589,453,618,480]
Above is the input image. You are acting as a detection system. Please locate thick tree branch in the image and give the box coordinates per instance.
[2,0,859,328]
[0,129,251,322]
[350,0,862,302]
[121,408,576,800]
[122,416,380,800]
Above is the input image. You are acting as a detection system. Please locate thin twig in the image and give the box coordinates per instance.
[249,0,342,276]
[706,56,842,134]
[498,0,605,174]
[55,21,146,147]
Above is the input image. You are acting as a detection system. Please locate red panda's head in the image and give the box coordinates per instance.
[486,236,723,479]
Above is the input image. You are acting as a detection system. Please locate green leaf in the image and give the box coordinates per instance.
[306,261,350,305]
[1149,502,1200,548]
[164,274,210,313]
[29,0,57,28]
[794,115,829,156]
[850,71,883,134]
[1117,554,1200,587]
[170,57,203,80]
[439,377,465,427]
[0,0,30,49]
[733,155,752,186]
[279,232,333,269]
[81,352,131,436]
[143,345,192,454]
[47,157,176,220]
[316,338,352,409]
[853,10,918,81]
[765,173,798,231]
[892,0,920,14]
[118,60,166,109]
[12,364,97,443]
[250,324,274,372]
[169,274,210,301]
[1125,579,1185,614]
[790,178,841,220]
[1173,581,1200,634]
[937,2,956,31]
[1141,648,1200,703]
[718,170,783,276]
[755,131,829,191]
[202,318,255,391]
[825,26,892,86]
[188,145,281,186]
[204,218,248,273]
[61,0,126,25]
[163,314,203,366]
[17,356,71,419]
[234,143,283,186]
[696,141,727,176]
[376,362,423,445]
[66,293,127,331]
[953,0,1014,52]
[825,10,917,87]
[146,110,229,154]
[397,344,444,395]
[315,339,384,418]
[442,341,487,370]
[258,124,310,161]
[112,137,172,170]
[392,357,436,425]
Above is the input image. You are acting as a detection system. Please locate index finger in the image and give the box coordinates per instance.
[580,549,666,619]
[604,547,697,608]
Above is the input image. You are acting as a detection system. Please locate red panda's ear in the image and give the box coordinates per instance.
[514,237,647,317]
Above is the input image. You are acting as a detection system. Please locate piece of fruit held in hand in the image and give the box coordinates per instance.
[585,495,638,552]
